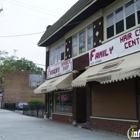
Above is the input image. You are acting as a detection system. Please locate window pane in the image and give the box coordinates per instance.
[61,52,64,60]
[72,36,77,57]
[55,93,72,113]
[107,25,114,39]
[72,46,77,57]
[50,58,53,65]
[137,10,140,24]
[136,0,140,10]
[106,13,114,27]
[116,20,124,34]
[125,0,134,17]
[57,54,61,62]
[79,31,85,54]
[126,14,135,29]
[87,26,93,50]
[115,7,123,22]
[61,44,65,53]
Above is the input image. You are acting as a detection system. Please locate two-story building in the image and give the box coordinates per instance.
[35,0,140,134]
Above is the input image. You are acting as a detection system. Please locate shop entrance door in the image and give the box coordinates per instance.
[76,88,86,123]
[49,93,53,119]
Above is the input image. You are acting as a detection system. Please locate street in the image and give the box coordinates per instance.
[0,109,128,140]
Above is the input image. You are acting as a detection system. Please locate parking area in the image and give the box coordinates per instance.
[0,109,129,140]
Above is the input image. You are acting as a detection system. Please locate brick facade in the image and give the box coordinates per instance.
[52,114,73,124]
[2,71,45,106]
[90,118,139,134]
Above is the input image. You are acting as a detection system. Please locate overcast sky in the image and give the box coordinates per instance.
[0,0,78,69]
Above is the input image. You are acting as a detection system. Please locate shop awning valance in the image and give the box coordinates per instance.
[72,52,140,87]
[34,73,73,94]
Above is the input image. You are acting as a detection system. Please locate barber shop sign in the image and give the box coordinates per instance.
[47,58,73,79]
[89,27,140,66]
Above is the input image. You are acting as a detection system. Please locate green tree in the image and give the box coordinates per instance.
[0,50,44,87]
[0,51,15,87]
[11,57,44,74]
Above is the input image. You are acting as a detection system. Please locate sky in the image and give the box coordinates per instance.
[0,0,78,69]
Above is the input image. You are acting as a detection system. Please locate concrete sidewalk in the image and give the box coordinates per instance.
[0,109,128,140]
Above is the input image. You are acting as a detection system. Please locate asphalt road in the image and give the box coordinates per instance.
[0,109,128,140]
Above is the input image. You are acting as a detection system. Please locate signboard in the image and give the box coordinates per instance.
[89,27,140,66]
[118,28,140,56]
[89,39,118,66]
[61,94,68,102]
[47,58,73,79]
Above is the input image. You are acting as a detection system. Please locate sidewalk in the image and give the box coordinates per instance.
[0,109,128,140]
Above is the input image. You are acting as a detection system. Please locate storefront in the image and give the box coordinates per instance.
[34,59,74,124]
[72,27,140,134]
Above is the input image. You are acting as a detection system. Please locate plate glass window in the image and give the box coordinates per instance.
[55,92,72,113]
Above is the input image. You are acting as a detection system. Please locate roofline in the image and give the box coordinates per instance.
[38,0,97,46]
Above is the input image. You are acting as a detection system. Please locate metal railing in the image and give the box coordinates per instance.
[23,105,45,118]
[5,103,16,111]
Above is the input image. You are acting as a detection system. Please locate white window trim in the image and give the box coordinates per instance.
[72,25,93,58]
[106,0,140,40]
[49,44,65,66]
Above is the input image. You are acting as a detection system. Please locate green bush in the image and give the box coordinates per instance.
[28,100,44,106]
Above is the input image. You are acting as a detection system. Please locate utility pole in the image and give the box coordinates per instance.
[0,0,3,12]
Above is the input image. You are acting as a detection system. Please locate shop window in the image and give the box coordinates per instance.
[106,0,138,39]
[49,44,65,65]
[55,92,72,113]
[72,35,77,57]
[79,31,85,54]
[87,26,93,50]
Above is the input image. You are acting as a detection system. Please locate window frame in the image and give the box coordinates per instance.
[87,25,94,50]
[72,25,93,58]
[79,30,86,54]
[54,91,72,114]
[49,44,65,65]
[106,0,139,39]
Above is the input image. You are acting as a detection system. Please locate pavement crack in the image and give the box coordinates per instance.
[0,136,5,140]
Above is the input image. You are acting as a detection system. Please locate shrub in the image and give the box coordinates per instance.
[28,100,44,106]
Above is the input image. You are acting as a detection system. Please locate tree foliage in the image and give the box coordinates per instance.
[0,51,15,87]
[10,57,44,75]
[28,100,44,106]
[0,50,44,87]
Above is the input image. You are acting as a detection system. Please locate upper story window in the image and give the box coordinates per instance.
[72,35,77,57]
[87,26,93,50]
[136,0,140,23]
[49,44,65,65]
[79,30,86,54]
[106,0,140,39]
[72,25,93,57]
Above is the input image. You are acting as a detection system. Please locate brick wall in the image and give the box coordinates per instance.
[52,114,73,124]
[90,118,139,134]
[2,71,45,106]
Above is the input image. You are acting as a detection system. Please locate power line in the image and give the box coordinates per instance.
[3,0,61,17]
[9,0,62,15]
[4,7,56,22]
[0,31,45,38]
